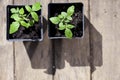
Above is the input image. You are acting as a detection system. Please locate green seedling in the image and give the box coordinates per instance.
[9,2,41,34]
[49,5,75,39]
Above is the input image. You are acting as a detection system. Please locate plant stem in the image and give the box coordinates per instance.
[24,17,29,21]
[65,23,68,29]
[27,13,31,18]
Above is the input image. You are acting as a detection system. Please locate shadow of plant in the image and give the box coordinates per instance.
[23,17,53,74]
[23,16,102,75]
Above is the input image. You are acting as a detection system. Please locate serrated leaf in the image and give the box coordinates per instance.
[58,23,65,30]
[19,8,24,14]
[32,2,41,11]
[25,5,32,12]
[31,12,39,22]
[65,28,73,38]
[10,8,18,13]
[9,22,20,34]
[67,5,75,16]
[20,21,30,28]
[61,12,67,18]
[11,14,22,21]
[67,16,72,20]
[66,24,75,29]
[49,17,60,24]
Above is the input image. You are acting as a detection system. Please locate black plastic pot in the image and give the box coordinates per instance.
[7,5,43,41]
[48,3,84,39]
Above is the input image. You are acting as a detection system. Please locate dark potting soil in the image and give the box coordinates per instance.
[71,11,83,37]
[49,3,83,38]
[8,5,42,39]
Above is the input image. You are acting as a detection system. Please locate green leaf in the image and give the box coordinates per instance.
[11,14,18,19]
[49,17,60,24]
[65,28,73,38]
[9,22,20,34]
[11,14,22,21]
[19,8,24,14]
[32,2,41,11]
[25,5,32,12]
[17,7,19,12]
[10,8,18,13]
[29,20,35,26]
[58,23,65,30]
[58,14,64,19]
[66,24,75,29]
[23,14,27,17]
[61,12,67,18]
[31,12,39,22]
[67,16,72,20]
[64,20,70,23]
[67,5,75,16]
[20,21,30,28]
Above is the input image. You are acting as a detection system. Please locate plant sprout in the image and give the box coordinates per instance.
[9,2,41,34]
[49,5,75,39]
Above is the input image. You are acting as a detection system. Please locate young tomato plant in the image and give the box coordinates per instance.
[9,2,41,34]
[49,5,75,39]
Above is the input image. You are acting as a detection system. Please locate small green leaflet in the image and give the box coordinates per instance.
[58,23,65,30]
[20,21,30,28]
[11,14,22,21]
[66,24,75,29]
[9,22,20,34]
[49,17,60,24]
[25,5,32,12]
[29,20,35,26]
[10,8,19,13]
[67,5,75,16]
[58,14,64,19]
[31,12,39,22]
[11,14,18,19]
[32,2,41,11]
[67,16,72,20]
[61,12,67,18]
[65,28,73,39]
[19,8,24,14]
[65,20,70,23]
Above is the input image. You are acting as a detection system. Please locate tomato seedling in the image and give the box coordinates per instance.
[49,5,75,39]
[9,2,41,34]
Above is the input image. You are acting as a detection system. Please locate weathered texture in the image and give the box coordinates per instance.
[52,0,90,80]
[0,0,14,80]
[1,0,120,80]
[14,0,53,80]
[90,0,120,80]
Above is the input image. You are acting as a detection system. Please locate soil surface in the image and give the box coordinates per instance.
[71,11,83,37]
